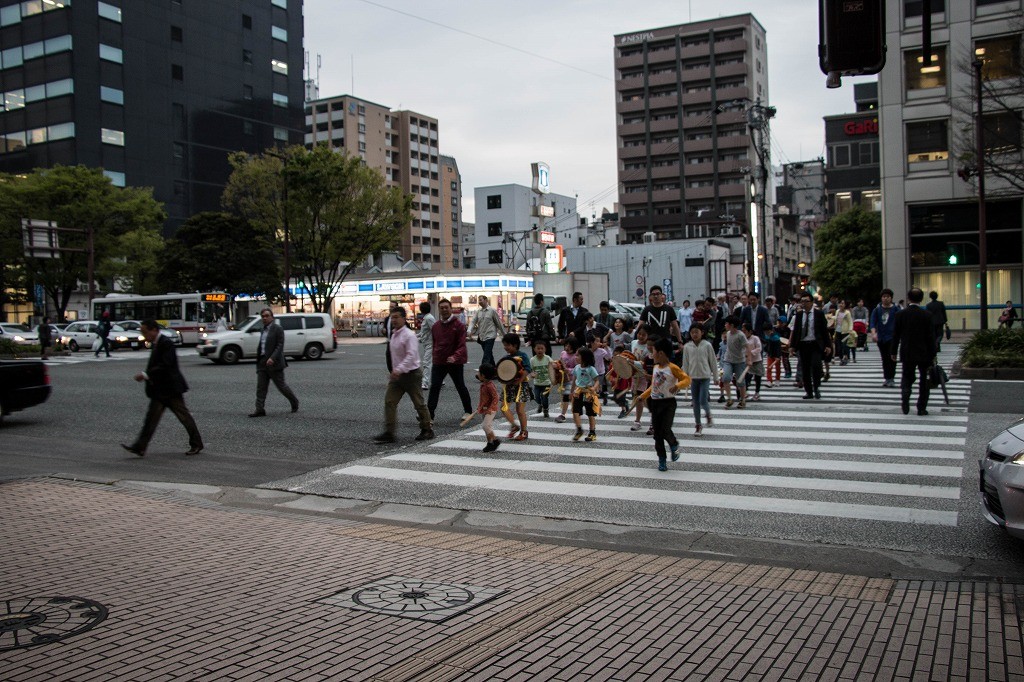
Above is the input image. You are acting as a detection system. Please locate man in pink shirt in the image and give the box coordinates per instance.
[373,307,434,444]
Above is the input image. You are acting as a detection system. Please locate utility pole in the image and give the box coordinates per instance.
[973,58,989,329]
[264,149,292,312]
[747,100,776,296]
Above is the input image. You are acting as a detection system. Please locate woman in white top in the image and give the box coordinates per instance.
[681,325,718,436]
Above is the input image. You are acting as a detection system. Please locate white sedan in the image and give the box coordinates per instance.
[0,323,40,346]
[60,321,143,352]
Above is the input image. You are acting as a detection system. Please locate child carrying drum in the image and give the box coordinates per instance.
[498,332,532,441]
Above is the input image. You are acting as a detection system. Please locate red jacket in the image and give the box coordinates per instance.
[431,315,468,365]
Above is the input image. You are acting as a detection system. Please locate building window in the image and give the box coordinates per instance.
[983,111,1021,154]
[100,86,124,104]
[104,170,126,187]
[486,194,501,209]
[975,35,1020,80]
[172,142,185,159]
[171,64,183,80]
[904,0,945,17]
[903,46,947,93]
[272,0,287,7]
[46,122,74,141]
[242,14,252,29]
[171,25,183,42]
[487,222,502,237]
[272,92,287,108]
[828,144,851,167]
[97,2,122,22]
[271,59,288,74]
[488,250,503,264]
[243,121,254,135]
[242,84,253,100]
[858,141,879,165]
[271,25,287,42]
[99,44,123,63]
[101,128,125,146]
[273,127,288,141]
[860,190,882,212]
[242,49,253,65]
[906,119,949,164]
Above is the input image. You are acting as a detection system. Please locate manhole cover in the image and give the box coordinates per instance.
[318,576,506,623]
[1,596,108,652]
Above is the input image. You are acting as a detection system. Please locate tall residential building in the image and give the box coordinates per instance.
[0,0,306,231]
[304,94,450,268]
[613,15,769,247]
[878,0,1023,328]
[473,184,577,271]
[440,154,462,269]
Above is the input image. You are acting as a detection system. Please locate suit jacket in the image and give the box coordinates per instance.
[925,300,947,329]
[789,307,829,352]
[892,305,937,365]
[740,304,770,339]
[145,335,188,400]
[557,306,589,341]
[257,322,287,370]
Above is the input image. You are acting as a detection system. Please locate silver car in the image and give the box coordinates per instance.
[0,323,40,346]
[980,418,1024,539]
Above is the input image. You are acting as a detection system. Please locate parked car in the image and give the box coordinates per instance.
[0,323,40,346]
[198,312,337,364]
[979,417,1024,540]
[60,321,143,352]
[119,320,183,346]
[0,359,50,425]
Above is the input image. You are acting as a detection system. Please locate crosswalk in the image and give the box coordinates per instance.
[43,353,139,366]
[295,346,972,537]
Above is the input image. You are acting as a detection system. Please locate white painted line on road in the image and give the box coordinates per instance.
[331,466,959,526]
[614,409,967,423]
[383,453,962,499]
[574,416,967,433]
[436,438,965,474]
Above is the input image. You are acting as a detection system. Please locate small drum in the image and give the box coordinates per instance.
[496,357,525,384]
[610,352,639,379]
[549,360,566,386]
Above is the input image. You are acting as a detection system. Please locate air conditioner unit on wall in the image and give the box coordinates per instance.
[642,231,655,244]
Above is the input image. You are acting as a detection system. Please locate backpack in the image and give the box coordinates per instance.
[525,309,543,338]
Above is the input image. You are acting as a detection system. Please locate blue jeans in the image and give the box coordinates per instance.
[533,384,549,410]
[690,378,711,424]
[479,338,496,366]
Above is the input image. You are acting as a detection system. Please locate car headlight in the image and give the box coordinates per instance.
[205,338,219,346]
[1010,447,1024,464]
[115,335,129,342]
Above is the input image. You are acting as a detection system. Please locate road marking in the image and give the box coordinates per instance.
[569,416,967,433]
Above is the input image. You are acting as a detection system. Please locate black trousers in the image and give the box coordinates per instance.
[877,340,897,381]
[648,397,678,463]
[133,395,203,451]
[797,341,823,395]
[901,361,931,412]
[427,363,473,418]
[256,367,298,410]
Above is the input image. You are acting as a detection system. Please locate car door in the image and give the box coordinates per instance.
[277,316,304,355]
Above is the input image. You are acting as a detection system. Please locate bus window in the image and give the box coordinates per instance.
[185,302,198,321]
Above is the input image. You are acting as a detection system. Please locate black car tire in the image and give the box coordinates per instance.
[68,339,79,352]
[220,345,242,365]
[304,343,324,361]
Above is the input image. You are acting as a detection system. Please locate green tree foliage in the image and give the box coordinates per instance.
[810,207,883,304]
[159,212,283,300]
[222,145,411,313]
[99,227,166,295]
[0,166,165,320]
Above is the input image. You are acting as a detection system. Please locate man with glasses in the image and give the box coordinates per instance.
[640,285,682,355]
[249,308,299,417]
[788,293,828,400]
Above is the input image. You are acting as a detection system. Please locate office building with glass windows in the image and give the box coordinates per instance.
[0,0,305,232]
[879,0,1022,328]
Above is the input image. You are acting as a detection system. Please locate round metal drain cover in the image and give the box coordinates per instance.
[1,597,108,652]
[352,580,474,615]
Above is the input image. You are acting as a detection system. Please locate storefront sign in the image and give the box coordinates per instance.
[844,119,878,136]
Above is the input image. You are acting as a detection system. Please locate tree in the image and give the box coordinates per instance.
[159,212,283,300]
[99,227,166,295]
[810,207,882,304]
[222,145,411,313]
[0,166,166,320]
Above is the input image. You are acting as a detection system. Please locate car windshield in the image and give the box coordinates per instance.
[237,315,261,331]
[2,324,31,332]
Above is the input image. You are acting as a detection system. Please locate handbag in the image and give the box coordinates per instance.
[944,324,951,340]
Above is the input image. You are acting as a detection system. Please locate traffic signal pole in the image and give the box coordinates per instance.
[973,59,989,329]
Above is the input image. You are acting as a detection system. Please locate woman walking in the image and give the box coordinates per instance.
[682,325,717,437]
[834,299,854,365]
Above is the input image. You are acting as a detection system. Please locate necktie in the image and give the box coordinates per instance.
[804,311,809,337]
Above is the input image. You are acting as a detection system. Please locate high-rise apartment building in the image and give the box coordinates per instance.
[878,0,1023,328]
[0,0,306,231]
[613,15,769,245]
[304,94,452,268]
[440,154,462,269]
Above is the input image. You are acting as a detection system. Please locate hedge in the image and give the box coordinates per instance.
[958,328,1024,368]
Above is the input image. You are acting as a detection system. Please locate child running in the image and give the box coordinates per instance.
[460,363,501,452]
[589,335,612,406]
[681,325,717,436]
[742,322,764,401]
[764,323,782,387]
[555,339,579,423]
[571,346,600,442]
[630,325,652,432]
[637,338,691,471]
[498,332,531,441]
[529,340,552,418]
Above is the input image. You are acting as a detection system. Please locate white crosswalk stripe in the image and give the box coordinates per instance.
[43,354,135,366]
[316,345,972,531]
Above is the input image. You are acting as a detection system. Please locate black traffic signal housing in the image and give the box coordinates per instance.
[819,0,886,77]
[799,275,810,290]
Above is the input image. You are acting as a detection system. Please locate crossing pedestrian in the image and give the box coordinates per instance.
[499,332,531,441]
[789,293,827,400]
[427,298,474,422]
[629,325,652,432]
[95,310,112,357]
[776,315,793,379]
[870,289,899,387]
[467,295,504,367]
[739,292,771,342]
[834,299,853,366]
[892,288,937,416]
[554,338,579,423]
[764,323,782,387]
[418,301,435,390]
[556,292,590,346]
[460,364,500,452]
[852,299,870,350]
[373,307,433,443]
[721,316,747,408]
[640,285,683,359]
[249,308,299,417]
[524,293,554,355]
[570,347,600,442]
[682,325,717,437]
[742,322,764,400]
[37,316,52,360]
[677,300,694,336]
[529,340,552,419]
[637,338,690,471]
[926,291,948,352]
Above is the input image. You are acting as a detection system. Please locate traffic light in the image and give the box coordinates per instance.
[948,253,958,266]
[799,275,810,290]
[819,0,886,78]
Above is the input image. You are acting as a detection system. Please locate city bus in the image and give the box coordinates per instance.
[90,292,233,345]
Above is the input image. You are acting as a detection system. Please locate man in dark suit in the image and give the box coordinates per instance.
[122,319,203,456]
[739,291,771,342]
[556,291,589,345]
[788,293,829,400]
[250,308,299,417]
[892,288,937,416]
[926,290,948,352]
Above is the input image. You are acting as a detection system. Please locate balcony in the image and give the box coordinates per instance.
[649,118,679,134]
[714,38,749,56]
[718,183,748,198]
[686,186,716,200]
[650,141,678,156]
[680,43,712,60]
[716,86,751,102]
[616,98,646,114]
[680,66,711,82]
[615,51,645,69]
[652,189,681,203]
[648,71,679,87]
[618,191,649,205]
[713,61,749,79]
[650,164,682,180]
[683,138,714,153]
[682,90,713,107]
[618,121,647,136]
[716,133,751,150]
[682,161,714,176]
[619,144,648,160]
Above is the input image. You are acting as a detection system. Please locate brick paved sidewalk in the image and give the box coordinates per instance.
[1,479,1021,681]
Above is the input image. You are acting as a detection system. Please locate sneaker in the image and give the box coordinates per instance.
[372,432,396,444]
[694,425,703,437]
[462,412,474,423]
[737,400,746,409]
[717,395,726,403]
[573,428,584,441]
[725,400,734,409]
[514,431,528,441]
[705,415,713,427]
[670,444,679,461]
[121,443,145,457]
[535,407,544,415]
[631,422,643,432]
[491,438,501,451]
[555,414,566,423]
[482,440,496,452]
[658,461,668,472]
[646,426,654,436]
[543,409,549,418]
[585,432,597,442]
[415,429,435,441]
[752,393,760,401]
[507,425,520,439]
[617,407,628,419]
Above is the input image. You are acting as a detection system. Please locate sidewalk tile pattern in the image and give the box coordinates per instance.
[1,479,1020,681]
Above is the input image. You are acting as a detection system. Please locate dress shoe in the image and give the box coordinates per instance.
[415,429,435,441]
[918,409,929,416]
[121,443,144,457]
[802,393,814,400]
[373,432,396,444]
[248,410,267,418]
[901,403,910,415]
[185,445,204,456]
[291,401,299,413]
[814,390,821,399]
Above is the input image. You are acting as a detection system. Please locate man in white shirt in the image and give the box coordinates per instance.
[468,295,504,366]
[374,307,433,444]
[417,301,435,390]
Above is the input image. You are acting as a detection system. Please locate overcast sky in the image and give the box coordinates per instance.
[304,0,866,221]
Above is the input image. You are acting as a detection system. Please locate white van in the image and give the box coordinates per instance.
[197,313,337,364]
